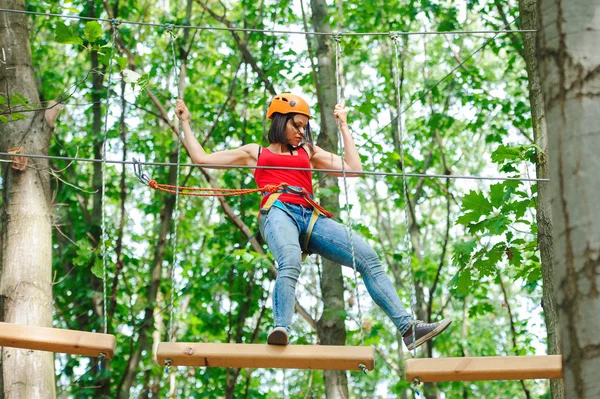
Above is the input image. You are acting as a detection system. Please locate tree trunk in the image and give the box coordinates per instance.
[518,1,564,398]
[0,1,56,397]
[310,1,348,398]
[537,1,600,398]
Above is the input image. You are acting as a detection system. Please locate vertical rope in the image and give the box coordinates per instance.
[98,18,120,370]
[390,32,419,362]
[101,19,121,335]
[166,23,184,345]
[333,33,365,346]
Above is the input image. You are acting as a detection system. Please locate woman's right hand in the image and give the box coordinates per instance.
[175,99,191,121]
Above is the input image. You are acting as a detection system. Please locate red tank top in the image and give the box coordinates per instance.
[254,147,314,209]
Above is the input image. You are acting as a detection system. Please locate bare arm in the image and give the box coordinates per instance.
[176,99,258,167]
[310,104,363,177]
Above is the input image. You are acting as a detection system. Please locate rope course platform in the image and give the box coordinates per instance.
[405,355,563,382]
[0,321,116,358]
[156,342,374,371]
[0,6,555,384]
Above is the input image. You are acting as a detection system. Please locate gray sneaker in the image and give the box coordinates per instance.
[403,319,452,351]
[267,326,289,345]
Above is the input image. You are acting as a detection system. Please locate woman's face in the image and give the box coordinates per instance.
[285,114,309,146]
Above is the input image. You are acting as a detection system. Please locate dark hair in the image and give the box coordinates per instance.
[268,112,314,154]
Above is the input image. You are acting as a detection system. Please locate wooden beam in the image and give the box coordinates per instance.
[405,355,563,382]
[157,342,374,370]
[0,322,116,358]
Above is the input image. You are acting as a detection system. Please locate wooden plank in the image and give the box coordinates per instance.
[0,322,116,358]
[157,342,375,370]
[405,355,563,382]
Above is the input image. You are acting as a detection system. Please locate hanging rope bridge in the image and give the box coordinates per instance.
[0,5,555,395]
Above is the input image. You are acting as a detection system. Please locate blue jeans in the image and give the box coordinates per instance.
[259,202,413,336]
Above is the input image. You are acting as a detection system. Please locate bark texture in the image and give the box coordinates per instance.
[0,1,56,397]
[518,0,564,398]
[537,1,600,397]
[310,0,349,397]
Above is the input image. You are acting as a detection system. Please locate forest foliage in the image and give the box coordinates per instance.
[0,0,551,397]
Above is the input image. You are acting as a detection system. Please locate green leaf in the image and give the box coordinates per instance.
[489,183,505,208]
[461,190,492,215]
[11,112,27,121]
[505,199,532,219]
[55,21,83,45]
[0,95,6,105]
[508,247,524,266]
[468,301,495,317]
[456,211,481,225]
[91,258,103,279]
[11,92,29,106]
[500,164,520,173]
[116,56,128,70]
[473,256,496,277]
[241,252,254,263]
[491,145,523,164]
[84,21,103,43]
[73,239,94,267]
[503,185,515,203]
[481,214,510,235]
[136,73,150,90]
[466,219,487,234]
[453,239,477,266]
[526,267,542,284]
[0,115,8,123]
[506,231,514,243]
[488,243,505,265]
[454,239,477,255]
[456,268,472,295]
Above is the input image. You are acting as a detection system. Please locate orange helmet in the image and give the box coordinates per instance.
[267,93,311,119]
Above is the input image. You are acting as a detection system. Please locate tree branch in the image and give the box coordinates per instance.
[493,1,524,58]
[196,0,276,95]
[201,60,244,146]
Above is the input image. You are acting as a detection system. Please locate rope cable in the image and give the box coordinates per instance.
[0,152,549,182]
[166,23,184,348]
[98,19,121,369]
[333,33,365,347]
[0,8,535,37]
[390,32,419,361]
[363,19,518,149]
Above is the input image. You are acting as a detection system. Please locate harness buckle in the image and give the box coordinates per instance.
[283,185,304,195]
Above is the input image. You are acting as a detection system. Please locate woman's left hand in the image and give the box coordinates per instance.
[333,103,348,125]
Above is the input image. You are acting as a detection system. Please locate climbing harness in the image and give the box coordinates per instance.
[259,184,333,260]
[135,158,333,249]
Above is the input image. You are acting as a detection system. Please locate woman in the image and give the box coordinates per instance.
[175,94,451,350]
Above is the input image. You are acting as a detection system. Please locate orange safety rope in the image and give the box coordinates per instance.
[147,179,269,197]
[145,177,334,218]
[133,159,334,217]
